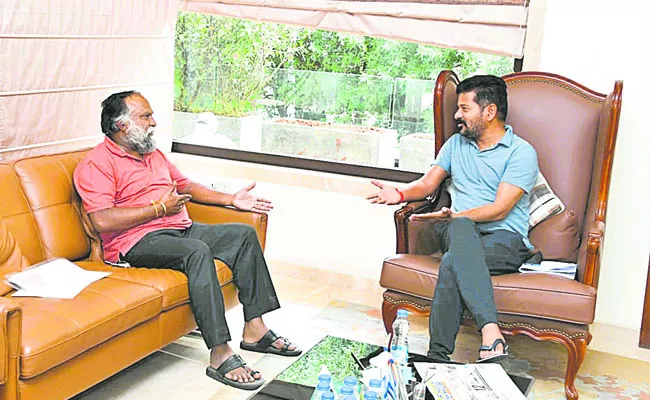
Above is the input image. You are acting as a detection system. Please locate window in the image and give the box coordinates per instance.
[173,13,513,181]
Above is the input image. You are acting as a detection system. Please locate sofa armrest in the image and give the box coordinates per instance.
[186,202,268,250]
[582,219,605,288]
[0,297,21,389]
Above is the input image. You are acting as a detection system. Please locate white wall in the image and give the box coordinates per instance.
[169,153,401,282]
[533,0,650,329]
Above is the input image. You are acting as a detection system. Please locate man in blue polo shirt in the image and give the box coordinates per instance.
[367,75,538,363]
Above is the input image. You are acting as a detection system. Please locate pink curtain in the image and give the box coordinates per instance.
[0,0,178,160]
[180,0,529,57]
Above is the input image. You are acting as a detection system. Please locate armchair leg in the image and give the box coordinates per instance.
[382,298,399,334]
[501,324,591,400]
[561,335,588,400]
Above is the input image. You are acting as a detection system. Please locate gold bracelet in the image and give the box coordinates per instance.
[151,200,159,218]
[158,201,167,216]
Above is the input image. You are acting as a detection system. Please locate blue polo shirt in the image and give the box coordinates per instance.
[433,125,538,246]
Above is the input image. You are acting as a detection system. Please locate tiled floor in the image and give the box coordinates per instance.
[75,267,650,400]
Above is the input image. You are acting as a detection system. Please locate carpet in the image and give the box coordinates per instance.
[313,300,650,400]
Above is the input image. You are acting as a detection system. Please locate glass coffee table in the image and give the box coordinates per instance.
[248,336,534,399]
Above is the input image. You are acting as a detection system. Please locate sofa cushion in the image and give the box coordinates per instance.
[380,254,596,324]
[529,209,580,262]
[0,163,45,265]
[12,151,91,262]
[76,260,234,310]
[15,277,161,378]
[0,218,30,296]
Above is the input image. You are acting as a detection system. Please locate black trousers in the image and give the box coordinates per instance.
[427,217,534,360]
[122,222,280,349]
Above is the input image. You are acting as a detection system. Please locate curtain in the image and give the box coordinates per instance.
[180,0,529,57]
[0,0,178,160]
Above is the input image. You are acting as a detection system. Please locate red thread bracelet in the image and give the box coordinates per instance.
[395,188,405,203]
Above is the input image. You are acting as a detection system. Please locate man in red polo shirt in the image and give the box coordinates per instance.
[74,91,300,391]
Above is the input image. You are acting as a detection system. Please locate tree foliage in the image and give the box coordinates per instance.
[175,12,513,126]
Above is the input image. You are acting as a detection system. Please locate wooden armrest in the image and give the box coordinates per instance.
[394,185,452,254]
[186,202,269,250]
[583,219,606,287]
[0,297,22,386]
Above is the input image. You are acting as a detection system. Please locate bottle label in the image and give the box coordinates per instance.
[390,344,408,364]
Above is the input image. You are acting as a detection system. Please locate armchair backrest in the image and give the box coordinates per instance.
[433,71,622,285]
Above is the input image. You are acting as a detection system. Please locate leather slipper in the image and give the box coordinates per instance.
[205,354,265,390]
[476,338,509,363]
[240,330,302,357]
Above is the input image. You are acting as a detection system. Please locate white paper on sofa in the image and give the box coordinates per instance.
[5,258,111,299]
[518,260,577,280]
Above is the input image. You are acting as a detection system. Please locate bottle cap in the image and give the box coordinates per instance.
[317,381,330,391]
[364,391,378,400]
[397,309,409,318]
[321,392,335,400]
[369,378,382,388]
[340,385,354,395]
[343,376,357,386]
[318,373,332,382]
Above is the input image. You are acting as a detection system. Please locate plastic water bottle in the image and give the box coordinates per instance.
[318,366,334,392]
[412,382,427,400]
[367,378,383,398]
[311,381,331,400]
[363,390,378,400]
[321,392,335,400]
[340,384,355,399]
[390,309,410,364]
[343,376,359,399]
[318,372,333,393]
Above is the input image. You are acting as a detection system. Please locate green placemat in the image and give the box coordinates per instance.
[276,336,381,387]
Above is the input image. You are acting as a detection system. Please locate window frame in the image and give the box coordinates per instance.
[171,142,423,183]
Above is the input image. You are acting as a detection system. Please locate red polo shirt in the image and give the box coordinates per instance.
[74,138,193,262]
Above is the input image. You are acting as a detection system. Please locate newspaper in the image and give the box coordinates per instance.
[5,258,111,299]
[413,362,526,400]
[518,260,577,280]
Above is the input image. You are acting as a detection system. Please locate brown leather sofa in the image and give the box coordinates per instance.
[380,71,622,400]
[0,148,268,400]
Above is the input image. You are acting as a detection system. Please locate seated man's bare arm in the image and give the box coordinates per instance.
[90,206,160,233]
[90,183,191,233]
[367,165,448,205]
[181,182,234,207]
[410,181,524,222]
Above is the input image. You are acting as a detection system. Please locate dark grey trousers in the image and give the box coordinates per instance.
[427,217,533,360]
[122,222,280,349]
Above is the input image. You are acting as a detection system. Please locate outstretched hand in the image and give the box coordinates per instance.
[409,207,454,222]
[365,179,402,205]
[159,181,192,215]
[232,182,273,213]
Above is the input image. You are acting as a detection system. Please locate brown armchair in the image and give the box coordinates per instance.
[379,71,623,400]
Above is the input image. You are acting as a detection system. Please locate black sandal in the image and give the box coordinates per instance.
[240,330,302,357]
[205,354,265,390]
[476,338,509,363]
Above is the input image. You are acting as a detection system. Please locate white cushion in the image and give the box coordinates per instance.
[529,172,565,228]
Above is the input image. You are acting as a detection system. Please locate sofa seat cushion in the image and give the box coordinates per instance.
[76,260,233,310]
[380,254,597,325]
[16,277,161,378]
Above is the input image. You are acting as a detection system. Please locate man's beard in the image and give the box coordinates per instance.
[124,123,156,154]
[456,118,486,141]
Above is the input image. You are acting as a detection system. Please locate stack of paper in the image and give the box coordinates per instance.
[5,258,111,299]
[413,362,527,400]
[518,260,577,279]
